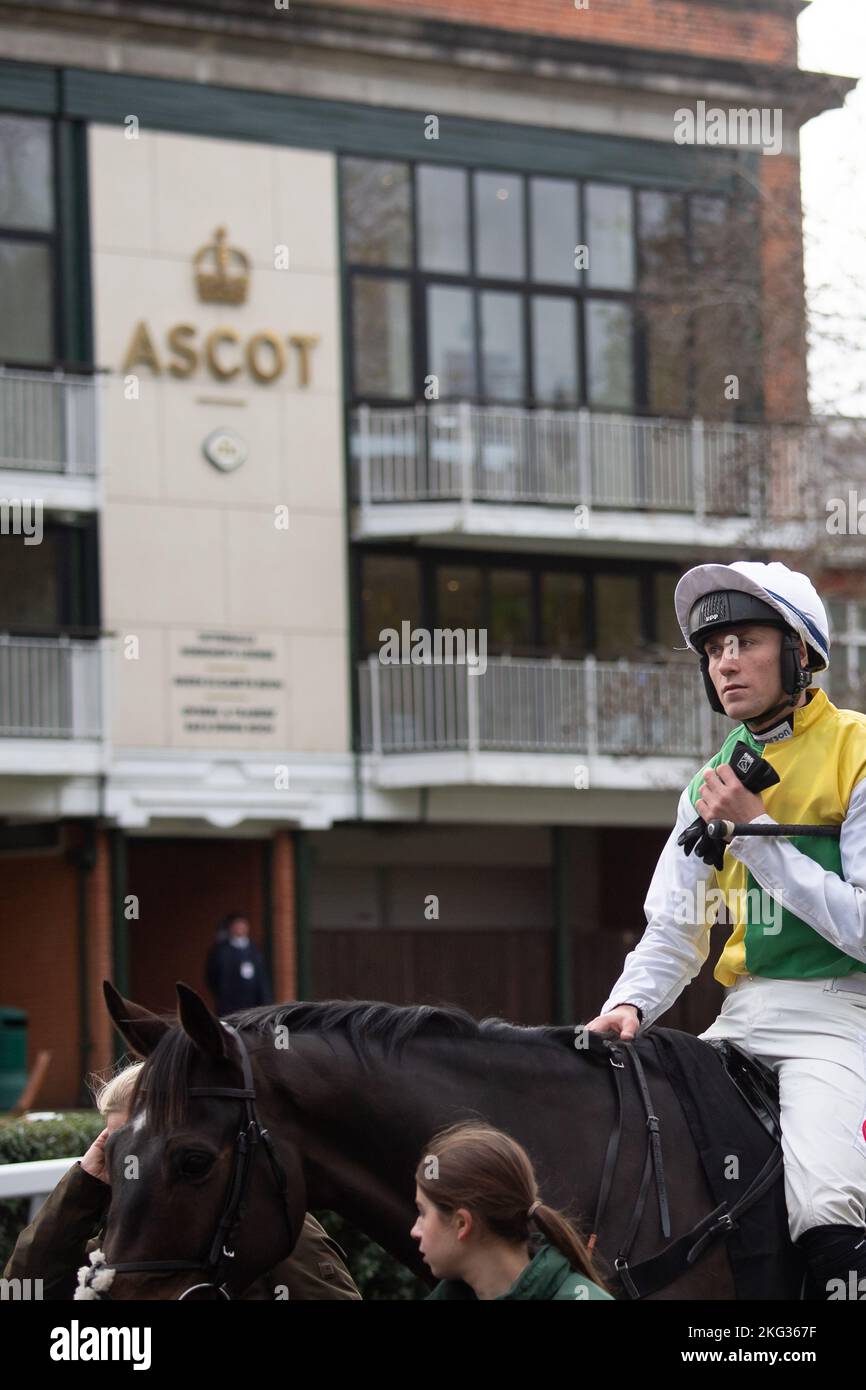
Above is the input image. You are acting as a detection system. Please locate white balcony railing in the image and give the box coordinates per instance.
[0,637,103,739]
[0,368,100,475]
[351,402,817,521]
[359,655,729,759]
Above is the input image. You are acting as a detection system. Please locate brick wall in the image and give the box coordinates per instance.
[331,0,798,66]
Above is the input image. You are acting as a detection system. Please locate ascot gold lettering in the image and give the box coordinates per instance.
[205,328,242,381]
[246,332,285,384]
[120,321,318,386]
[167,323,197,378]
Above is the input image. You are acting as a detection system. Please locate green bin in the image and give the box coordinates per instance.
[0,1007,27,1110]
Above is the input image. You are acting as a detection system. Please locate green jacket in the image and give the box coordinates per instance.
[426,1242,614,1301]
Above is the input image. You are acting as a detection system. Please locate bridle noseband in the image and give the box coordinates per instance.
[108,1024,297,1300]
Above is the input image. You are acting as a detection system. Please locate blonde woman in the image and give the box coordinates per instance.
[3,1062,360,1300]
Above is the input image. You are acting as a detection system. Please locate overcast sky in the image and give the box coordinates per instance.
[798,0,866,416]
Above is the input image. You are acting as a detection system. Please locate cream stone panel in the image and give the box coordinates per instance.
[287,633,350,752]
[152,130,276,267]
[271,147,338,275]
[225,509,346,634]
[93,252,193,371]
[280,392,345,513]
[101,373,163,501]
[102,503,227,628]
[158,380,283,507]
[88,124,157,255]
[239,269,341,397]
[109,626,169,748]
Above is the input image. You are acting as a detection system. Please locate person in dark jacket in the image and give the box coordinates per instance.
[205,912,272,1016]
[412,1122,613,1301]
[3,1062,361,1301]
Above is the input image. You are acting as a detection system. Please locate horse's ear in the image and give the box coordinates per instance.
[102,980,172,1058]
[176,982,231,1061]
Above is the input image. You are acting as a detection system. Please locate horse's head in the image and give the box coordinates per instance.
[96,980,307,1301]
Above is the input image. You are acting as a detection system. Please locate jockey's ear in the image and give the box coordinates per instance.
[102,980,172,1058]
[176,981,232,1061]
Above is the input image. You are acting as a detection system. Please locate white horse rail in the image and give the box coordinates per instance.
[0,1156,83,1221]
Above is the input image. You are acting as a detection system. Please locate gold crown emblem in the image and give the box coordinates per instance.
[193,227,250,304]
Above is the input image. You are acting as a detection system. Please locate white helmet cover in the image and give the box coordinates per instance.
[674,561,830,671]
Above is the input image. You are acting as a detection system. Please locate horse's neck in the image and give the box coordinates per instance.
[270,1033,596,1274]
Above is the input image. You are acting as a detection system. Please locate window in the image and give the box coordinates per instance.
[827,600,866,711]
[474,172,524,280]
[595,574,642,660]
[351,277,412,398]
[0,115,56,365]
[341,159,762,419]
[489,569,533,654]
[342,158,411,267]
[541,572,587,657]
[417,165,469,274]
[436,564,484,631]
[360,554,421,654]
[530,178,580,286]
[586,301,633,410]
[428,285,476,397]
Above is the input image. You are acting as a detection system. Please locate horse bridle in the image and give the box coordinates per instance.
[108,1024,297,1300]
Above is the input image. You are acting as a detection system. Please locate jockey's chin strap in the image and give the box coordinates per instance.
[588,1039,783,1300]
[102,1024,297,1300]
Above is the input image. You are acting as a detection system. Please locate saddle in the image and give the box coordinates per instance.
[705,1038,781,1143]
[579,1025,799,1299]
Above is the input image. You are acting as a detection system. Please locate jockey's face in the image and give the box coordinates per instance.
[703,623,808,720]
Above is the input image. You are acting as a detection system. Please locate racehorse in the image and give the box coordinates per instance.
[95,980,789,1300]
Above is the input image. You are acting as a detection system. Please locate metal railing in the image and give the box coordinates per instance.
[359,654,729,759]
[351,402,817,520]
[0,368,100,475]
[0,637,104,739]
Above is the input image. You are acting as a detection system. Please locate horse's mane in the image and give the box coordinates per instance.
[230,998,574,1055]
[130,999,585,1132]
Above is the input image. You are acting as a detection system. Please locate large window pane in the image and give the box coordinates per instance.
[428,285,476,397]
[417,165,469,274]
[690,195,726,276]
[541,573,587,658]
[595,574,642,660]
[361,554,421,653]
[474,171,524,279]
[586,184,634,290]
[531,296,578,404]
[0,241,53,364]
[436,565,484,631]
[586,300,633,409]
[642,299,689,416]
[0,116,53,231]
[352,276,411,398]
[530,178,580,285]
[0,532,61,629]
[638,191,687,294]
[489,569,533,654]
[480,292,524,400]
[342,158,411,267]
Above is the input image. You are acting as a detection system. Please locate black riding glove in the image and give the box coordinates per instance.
[677,741,780,869]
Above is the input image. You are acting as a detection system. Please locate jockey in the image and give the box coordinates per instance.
[587,560,866,1301]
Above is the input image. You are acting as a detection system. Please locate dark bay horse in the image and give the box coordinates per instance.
[99,980,750,1299]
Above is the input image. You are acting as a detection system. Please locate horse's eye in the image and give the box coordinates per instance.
[178,1151,215,1180]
